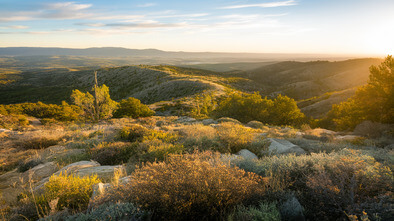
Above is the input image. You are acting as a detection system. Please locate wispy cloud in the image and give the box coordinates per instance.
[0,25,29,29]
[221,0,297,9]
[137,3,157,8]
[0,2,93,21]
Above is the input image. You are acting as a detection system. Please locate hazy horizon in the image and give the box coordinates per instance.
[0,0,393,56]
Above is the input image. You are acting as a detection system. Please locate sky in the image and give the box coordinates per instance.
[0,0,393,55]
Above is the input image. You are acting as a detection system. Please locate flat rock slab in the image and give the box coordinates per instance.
[267,138,306,155]
[237,149,258,160]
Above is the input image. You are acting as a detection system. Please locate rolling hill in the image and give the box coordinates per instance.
[0,54,383,118]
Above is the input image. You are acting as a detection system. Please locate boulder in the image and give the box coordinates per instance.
[335,135,362,142]
[24,162,58,182]
[246,120,265,129]
[176,116,196,124]
[202,119,218,125]
[279,195,305,221]
[267,138,306,155]
[217,117,242,124]
[236,149,258,160]
[75,165,125,180]
[56,160,100,175]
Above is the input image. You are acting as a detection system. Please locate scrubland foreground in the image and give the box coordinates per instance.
[0,116,393,221]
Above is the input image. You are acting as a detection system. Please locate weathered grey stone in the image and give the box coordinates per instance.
[280,195,305,221]
[176,116,196,123]
[217,117,242,124]
[202,119,218,125]
[267,138,306,155]
[56,160,100,175]
[335,135,362,142]
[24,162,58,182]
[237,149,258,160]
[75,165,125,180]
[246,120,265,129]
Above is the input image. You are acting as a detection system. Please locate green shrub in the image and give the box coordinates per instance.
[119,125,150,142]
[216,122,259,154]
[42,173,101,212]
[228,202,281,221]
[138,140,185,162]
[214,92,305,126]
[128,152,265,220]
[90,142,136,165]
[113,97,155,118]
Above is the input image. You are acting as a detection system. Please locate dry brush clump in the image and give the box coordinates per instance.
[101,152,266,220]
[234,149,394,220]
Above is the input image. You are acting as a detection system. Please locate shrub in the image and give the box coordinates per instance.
[0,114,29,129]
[128,152,265,220]
[214,92,305,126]
[180,124,220,151]
[20,137,60,150]
[138,140,185,162]
[42,173,101,212]
[228,202,281,221]
[90,142,136,165]
[216,122,259,153]
[119,125,150,142]
[63,202,149,221]
[233,149,394,220]
[113,97,155,118]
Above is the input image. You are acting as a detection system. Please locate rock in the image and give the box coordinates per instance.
[220,154,242,163]
[24,162,58,182]
[56,160,100,175]
[308,128,336,136]
[75,165,125,180]
[236,149,258,160]
[279,195,305,221]
[176,116,196,123]
[267,138,306,155]
[0,169,24,204]
[335,135,362,142]
[0,128,11,133]
[202,119,218,125]
[217,117,242,124]
[246,121,265,129]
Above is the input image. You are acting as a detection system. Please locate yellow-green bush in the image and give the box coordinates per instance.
[128,152,265,220]
[113,97,155,118]
[43,173,101,212]
[216,122,259,153]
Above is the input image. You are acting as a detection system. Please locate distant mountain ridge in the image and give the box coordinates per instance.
[0,47,355,62]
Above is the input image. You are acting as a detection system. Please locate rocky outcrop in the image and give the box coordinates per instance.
[266,138,306,155]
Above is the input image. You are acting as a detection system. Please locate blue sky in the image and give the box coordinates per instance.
[0,0,393,55]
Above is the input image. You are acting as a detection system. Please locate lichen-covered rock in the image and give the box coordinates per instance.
[237,149,258,160]
[266,138,306,155]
